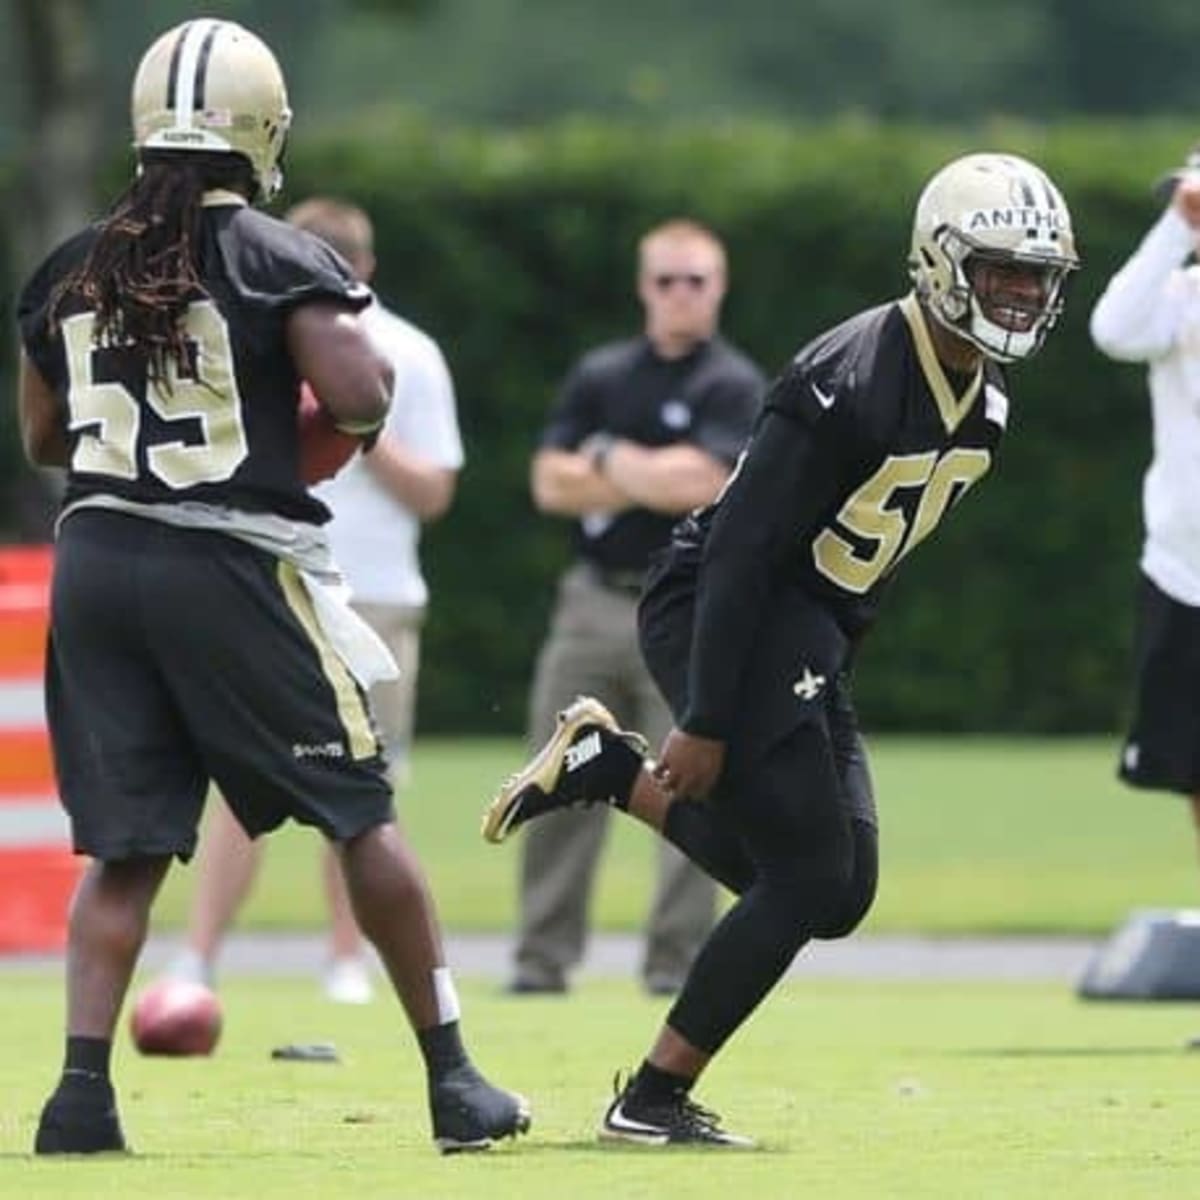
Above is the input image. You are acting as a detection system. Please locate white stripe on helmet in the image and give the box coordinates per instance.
[171,19,221,129]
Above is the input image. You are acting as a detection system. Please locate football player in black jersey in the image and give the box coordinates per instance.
[482,152,1079,1146]
[19,19,527,1156]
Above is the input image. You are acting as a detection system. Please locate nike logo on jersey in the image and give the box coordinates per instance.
[564,731,603,772]
[810,381,836,410]
[793,667,826,701]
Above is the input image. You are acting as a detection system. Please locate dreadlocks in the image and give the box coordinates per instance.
[51,152,252,388]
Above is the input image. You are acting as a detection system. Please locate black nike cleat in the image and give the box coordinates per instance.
[429,1063,532,1154]
[598,1072,754,1148]
[481,696,648,844]
[34,1076,128,1155]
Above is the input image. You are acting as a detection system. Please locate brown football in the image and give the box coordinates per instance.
[297,381,361,484]
[130,979,222,1057]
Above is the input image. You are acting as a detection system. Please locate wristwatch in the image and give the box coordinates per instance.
[584,432,618,472]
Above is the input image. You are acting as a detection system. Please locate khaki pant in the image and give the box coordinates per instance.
[352,601,423,787]
[514,564,717,990]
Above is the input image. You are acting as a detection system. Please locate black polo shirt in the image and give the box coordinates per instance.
[539,334,764,572]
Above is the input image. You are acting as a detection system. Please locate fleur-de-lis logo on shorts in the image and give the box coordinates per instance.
[792,666,826,702]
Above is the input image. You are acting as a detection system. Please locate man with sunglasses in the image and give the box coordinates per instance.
[509,219,765,997]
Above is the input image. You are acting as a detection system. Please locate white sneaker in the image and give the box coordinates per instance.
[165,948,216,990]
[323,957,374,1005]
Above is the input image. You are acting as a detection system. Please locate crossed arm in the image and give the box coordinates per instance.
[530,440,729,518]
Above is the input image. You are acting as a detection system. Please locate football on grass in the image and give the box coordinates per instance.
[130,979,222,1057]
[297,381,361,484]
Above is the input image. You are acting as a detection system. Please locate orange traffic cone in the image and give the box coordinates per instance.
[0,546,82,953]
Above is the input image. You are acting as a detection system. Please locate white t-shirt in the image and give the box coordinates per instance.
[315,300,464,608]
[1090,207,1200,605]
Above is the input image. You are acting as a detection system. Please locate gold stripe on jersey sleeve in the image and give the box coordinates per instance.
[276,562,377,761]
[899,292,982,435]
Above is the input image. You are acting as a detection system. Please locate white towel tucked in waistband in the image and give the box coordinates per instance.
[298,568,399,688]
[58,496,400,689]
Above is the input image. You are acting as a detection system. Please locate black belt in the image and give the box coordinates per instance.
[581,562,645,597]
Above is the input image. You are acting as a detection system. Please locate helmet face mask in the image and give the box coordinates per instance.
[131,19,292,202]
[909,153,1079,363]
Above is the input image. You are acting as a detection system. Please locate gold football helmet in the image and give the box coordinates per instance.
[131,19,292,201]
[909,152,1079,362]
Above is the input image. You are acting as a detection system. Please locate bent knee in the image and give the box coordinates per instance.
[813,872,878,939]
[813,817,878,939]
[760,857,856,937]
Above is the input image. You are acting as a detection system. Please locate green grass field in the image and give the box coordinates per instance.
[7,737,1200,1194]
[5,976,1200,1197]
[150,735,1198,936]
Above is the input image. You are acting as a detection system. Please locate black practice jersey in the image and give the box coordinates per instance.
[678,295,1009,737]
[540,335,764,572]
[17,197,371,524]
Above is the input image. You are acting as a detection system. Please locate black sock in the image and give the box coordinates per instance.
[631,1059,693,1103]
[418,1021,469,1079]
[62,1037,113,1087]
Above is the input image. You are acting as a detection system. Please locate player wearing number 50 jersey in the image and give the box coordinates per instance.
[18,17,527,1158]
[668,279,1020,752]
[480,152,1079,1146]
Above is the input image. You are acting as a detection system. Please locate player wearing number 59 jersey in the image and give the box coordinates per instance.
[19,17,527,1159]
[481,152,1078,1147]
[18,203,368,523]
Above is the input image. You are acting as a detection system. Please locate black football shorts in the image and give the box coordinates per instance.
[1118,572,1200,796]
[639,545,876,827]
[47,509,393,861]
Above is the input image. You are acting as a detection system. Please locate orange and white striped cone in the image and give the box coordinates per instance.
[0,546,82,954]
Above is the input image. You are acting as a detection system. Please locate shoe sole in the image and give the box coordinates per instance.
[435,1094,532,1154]
[598,1099,756,1149]
[480,697,623,844]
[34,1123,128,1155]
[598,1122,755,1149]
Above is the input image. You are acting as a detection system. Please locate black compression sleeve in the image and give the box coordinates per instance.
[681,409,843,738]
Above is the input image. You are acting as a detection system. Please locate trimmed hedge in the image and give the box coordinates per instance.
[283,117,1198,735]
[11,117,1199,733]
[277,117,1196,734]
